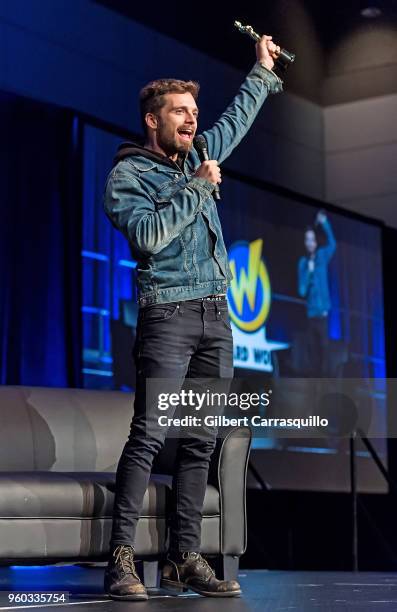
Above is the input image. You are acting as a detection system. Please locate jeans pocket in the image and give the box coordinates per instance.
[142,302,180,323]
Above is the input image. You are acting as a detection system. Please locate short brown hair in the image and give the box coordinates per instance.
[139,78,200,132]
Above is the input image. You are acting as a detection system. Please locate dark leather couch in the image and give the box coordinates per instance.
[0,386,251,586]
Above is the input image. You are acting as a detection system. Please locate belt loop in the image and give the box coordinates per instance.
[178,300,184,314]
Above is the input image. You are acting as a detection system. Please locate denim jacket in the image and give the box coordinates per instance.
[104,63,283,306]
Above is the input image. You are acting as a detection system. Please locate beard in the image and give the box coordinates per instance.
[157,119,192,156]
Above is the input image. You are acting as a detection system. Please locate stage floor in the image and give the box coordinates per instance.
[1,566,397,611]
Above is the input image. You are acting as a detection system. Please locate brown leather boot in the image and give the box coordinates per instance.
[160,552,241,597]
[104,544,148,601]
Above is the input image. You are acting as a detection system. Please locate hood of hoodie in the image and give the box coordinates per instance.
[113,141,188,170]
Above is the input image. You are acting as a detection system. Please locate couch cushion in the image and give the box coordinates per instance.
[0,386,135,472]
[202,484,220,516]
[0,472,168,519]
[0,471,220,518]
[0,472,220,519]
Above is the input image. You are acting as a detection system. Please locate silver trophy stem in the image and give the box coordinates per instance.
[233,20,295,69]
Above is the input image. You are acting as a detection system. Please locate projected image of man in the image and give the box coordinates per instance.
[298,211,336,376]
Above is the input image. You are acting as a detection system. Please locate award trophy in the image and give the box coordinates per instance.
[234,21,295,71]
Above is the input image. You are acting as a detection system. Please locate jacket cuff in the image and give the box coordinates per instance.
[188,176,215,201]
[249,62,284,94]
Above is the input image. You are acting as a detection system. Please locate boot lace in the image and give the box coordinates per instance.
[113,545,140,580]
[182,552,215,577]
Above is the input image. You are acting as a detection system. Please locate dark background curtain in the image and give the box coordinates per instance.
[0,93,82,386]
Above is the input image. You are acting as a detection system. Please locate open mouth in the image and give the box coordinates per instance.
[177,128,194,142]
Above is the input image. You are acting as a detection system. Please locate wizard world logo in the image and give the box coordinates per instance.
[228,239,288,372]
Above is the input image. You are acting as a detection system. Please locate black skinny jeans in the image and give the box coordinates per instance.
[109,297,233,554]
[307,315,329,376]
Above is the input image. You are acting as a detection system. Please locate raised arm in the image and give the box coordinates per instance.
[202,36,283,164]
[317,213,336,262]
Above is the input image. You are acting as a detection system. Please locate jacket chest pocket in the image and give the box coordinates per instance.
[150,174,185,204]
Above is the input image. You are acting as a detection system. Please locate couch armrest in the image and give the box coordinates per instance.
[208,426,252,556]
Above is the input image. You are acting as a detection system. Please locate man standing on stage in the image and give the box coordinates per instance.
[298,211,336,376]
[103,36,283,600]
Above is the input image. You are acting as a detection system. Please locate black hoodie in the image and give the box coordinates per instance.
[113,140,188,171]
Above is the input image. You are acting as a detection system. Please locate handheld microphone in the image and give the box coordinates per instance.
[193,135,221,201]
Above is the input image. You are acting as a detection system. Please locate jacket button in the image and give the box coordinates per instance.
[216,285,221,291]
